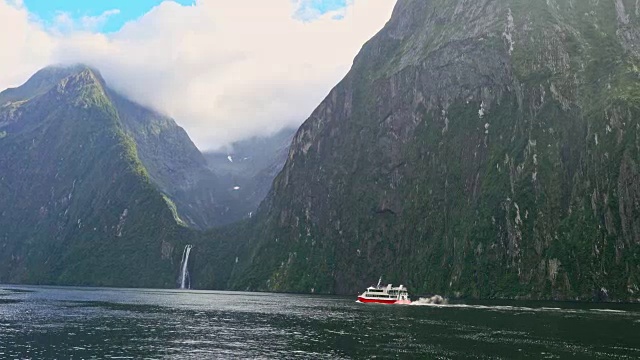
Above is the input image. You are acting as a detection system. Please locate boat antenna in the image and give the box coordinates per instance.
[377,276,382,289]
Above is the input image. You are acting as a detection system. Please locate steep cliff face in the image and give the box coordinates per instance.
[230,0,640,301]
[0,67,200,286]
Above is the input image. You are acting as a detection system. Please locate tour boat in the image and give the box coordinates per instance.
[357,278,411,304]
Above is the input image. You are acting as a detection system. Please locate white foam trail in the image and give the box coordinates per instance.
[592,309,627,313]
[410,295,448,306]
[408,302,630,315]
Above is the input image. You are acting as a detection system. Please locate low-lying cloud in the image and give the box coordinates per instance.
[0,0,396,150]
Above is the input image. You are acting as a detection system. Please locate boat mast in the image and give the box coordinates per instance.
[377,276,382,289]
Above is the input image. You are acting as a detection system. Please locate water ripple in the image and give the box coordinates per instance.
[0,286,639,359]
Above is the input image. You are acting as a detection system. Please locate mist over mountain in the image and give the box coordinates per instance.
[0,0,397,150]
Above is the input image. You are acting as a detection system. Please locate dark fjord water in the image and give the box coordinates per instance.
[1,286,639,359]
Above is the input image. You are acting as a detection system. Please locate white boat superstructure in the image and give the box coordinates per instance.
[357,277,411,304]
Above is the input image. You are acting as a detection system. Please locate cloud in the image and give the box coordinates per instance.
[0,1,56,91]
[0,0,396,151]
[294,0,347,21]
[80,9,121,32]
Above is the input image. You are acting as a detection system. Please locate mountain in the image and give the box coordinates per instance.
[224,0,640,301]
[0,65,227,286]
[108,91,235,229]
[1,66,239,231]
[3,0,640,301]
[203,128,295,222]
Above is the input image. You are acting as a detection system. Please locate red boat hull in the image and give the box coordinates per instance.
[357,296,398,304]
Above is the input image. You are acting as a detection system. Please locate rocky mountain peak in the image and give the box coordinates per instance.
[53,67,111,109]
[57,66,105,89]
[0,64,102,106]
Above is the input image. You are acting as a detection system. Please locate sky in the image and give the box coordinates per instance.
[0,0,396,150]
[22,0,196,33]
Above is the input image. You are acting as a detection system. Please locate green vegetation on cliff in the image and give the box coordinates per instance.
[0,67,201,287]
[0,65,286,289]
[221,0,640,301]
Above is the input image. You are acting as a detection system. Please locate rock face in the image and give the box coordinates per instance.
[0,66,208,286]
[228,0,640,301]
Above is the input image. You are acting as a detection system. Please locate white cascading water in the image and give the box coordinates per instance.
[179,245,193,289]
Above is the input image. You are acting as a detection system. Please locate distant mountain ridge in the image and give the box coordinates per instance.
[203,128,295,222]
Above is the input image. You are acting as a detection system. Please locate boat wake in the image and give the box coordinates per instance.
[407,301,632,316]
[357,292,633,316]
[410,295,448,306]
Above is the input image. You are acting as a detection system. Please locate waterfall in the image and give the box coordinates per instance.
[179,245,193,289]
